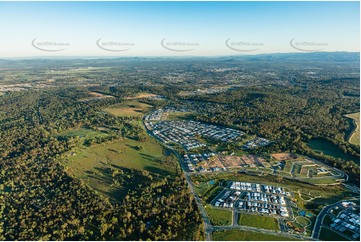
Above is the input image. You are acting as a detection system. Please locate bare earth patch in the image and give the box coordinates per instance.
[78,91,115,102]
[272,153,298,161]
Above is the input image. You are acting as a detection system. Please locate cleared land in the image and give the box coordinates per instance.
[345,112,360,145]
[238,213,279,230]
[78,91,115,102]
[207,156,226,169]
[212,230,298,241]
[65,137,176,200]
[205,206,232,226]
[103,100,153,117]
[125,92,158,99]
[165,112,196,121]
[219,154,264,168]
[272,153,298,161]
[58,128,110,140]
[221,155,245,167]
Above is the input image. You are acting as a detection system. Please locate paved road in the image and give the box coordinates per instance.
[183,169,213,241]
[278,218,288,233]
[312,202,336,239]
[143,122,214,240]
[160,144,214,240]
[311,198,359,240]
[232,211,238,226]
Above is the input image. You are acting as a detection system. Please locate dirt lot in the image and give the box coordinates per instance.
[242,155,264,167]
[271,153,297,161]
[208,156,226,169]
[221,155,246,167]
[199,160,210,170]
[220,155,265,168]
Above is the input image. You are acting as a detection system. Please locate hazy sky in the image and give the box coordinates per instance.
[0,1,359,57]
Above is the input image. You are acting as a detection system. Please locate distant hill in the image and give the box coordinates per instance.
[217,52,360,63]
[0,52,359,68]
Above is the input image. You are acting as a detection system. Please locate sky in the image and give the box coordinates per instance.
[0,1,359,57]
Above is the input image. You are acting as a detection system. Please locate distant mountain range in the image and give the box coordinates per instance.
[0,52,359,67]
[217,52,360,63]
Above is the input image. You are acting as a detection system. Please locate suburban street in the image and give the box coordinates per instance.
[312,198,359,240]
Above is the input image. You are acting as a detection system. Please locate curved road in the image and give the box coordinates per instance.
[312,199,359,240]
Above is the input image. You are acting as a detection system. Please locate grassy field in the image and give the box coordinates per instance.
[65,137,177,200]
[283,160,293,173]
[193,181,213,196]
[319,227,350,241]
[345,112,360,145]
[238,213,279,230]
[212,229,299,241]
[295,216,311,227]
[292,163,302,175]
[103,100,153,117]
[299,177,339,185]
[204,206,232,226]
[165,112,196,121]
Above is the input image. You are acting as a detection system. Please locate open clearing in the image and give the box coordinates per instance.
[272,153,298,161]
[221,155,245,167]
[103,100,153,117]
[125,92,158,99]
[238,213,279,230]
[219,154,264,168]
[207,156,226,169]
[65,137,176,200]
[164,111,196,121]
[78,91,115,102]
[205,206,232,226]
[345,112,360,145]
[212,229,299,241]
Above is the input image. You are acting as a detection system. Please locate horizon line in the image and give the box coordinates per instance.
[1,51,360,60]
